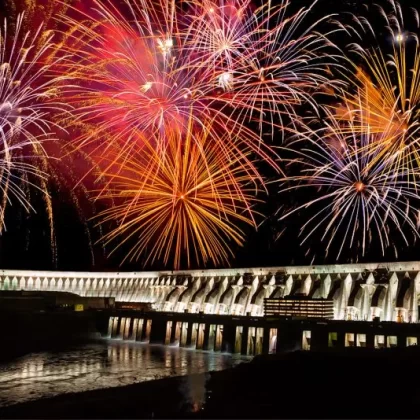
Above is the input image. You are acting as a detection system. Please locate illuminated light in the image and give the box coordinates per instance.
[209,7,214,13]
[157,38,173,55]
[218,71,233,89]
[142,81,153,92]
[395,33,404,43]
[354,181,365,192]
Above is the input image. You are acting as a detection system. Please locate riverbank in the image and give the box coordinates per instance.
[2,346,420,418]
[0,371,206,418]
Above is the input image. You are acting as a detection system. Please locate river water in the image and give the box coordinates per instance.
[0,340,249,408]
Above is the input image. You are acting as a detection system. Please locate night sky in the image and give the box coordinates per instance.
[1,0,420,273]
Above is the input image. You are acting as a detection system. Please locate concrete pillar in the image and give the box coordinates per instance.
[366,333,374,349]
[135,319,144,341]
[276,325,302,353]
[203,323,210,350]
[116,317,122,339]
[262,328,270,354]
[149,319,166,344]
[397,335,406,348]
[241,326,249,355]
[128,318,135,339]
[221,324,235,353]
[337,331,345,349]
[311,329,328,351]
[170,320,178,344]
[140,319,149,341]
[186,322,193,347]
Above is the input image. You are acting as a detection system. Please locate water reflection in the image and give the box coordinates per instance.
[0,340,248,408]
[180,372,209,412]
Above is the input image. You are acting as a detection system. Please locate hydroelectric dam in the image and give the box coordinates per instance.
[3,261,420,355]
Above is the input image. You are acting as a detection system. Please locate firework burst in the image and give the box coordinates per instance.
[277,107,420,261]
[331,0,420,181]
[57,0,338,176]
[0,13,68,237]
[187,0,340,137]
[94,117,262,269]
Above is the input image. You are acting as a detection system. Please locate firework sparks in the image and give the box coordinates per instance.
[0,13,68,235]
[187,0,340,137]
[57,0,337,173]
[277,107,420,260]
[332,0,420,180]
[94,117,262,269]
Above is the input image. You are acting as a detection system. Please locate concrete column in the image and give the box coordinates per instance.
[140,319,149,341]
[366,333,374,349]
[149,319,166,344]
[128,318,135,339]
[311,329,328,351]
[337,331,345,349]
[221,324,235,353]
[262,328,270,354]
[116,317,122,339]
[203,324,210,350]
[186,322,193,347]
[241,326,249,355]
[397,335,406,348]
[170,320,178,344]
[276,326,302,353]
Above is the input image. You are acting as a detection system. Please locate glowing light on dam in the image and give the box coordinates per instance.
[1,261,420,322]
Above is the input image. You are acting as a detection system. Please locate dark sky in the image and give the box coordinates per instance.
[1,0,420,273]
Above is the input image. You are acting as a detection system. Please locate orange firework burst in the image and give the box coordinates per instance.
[94,117,262,269]
[332,0,420,180]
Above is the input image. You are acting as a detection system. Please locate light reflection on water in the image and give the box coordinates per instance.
[0,340,249,408]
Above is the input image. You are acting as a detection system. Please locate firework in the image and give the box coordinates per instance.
[94,117,262,269]
[331,0,420,179]
[187,0,340,137]
[277,107,420,260]
[57,0,337,173]
[0,13,68,235]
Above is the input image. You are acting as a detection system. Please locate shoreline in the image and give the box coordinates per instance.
[0,369,214,419]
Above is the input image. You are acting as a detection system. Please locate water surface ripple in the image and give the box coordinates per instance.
[0,340,249,407]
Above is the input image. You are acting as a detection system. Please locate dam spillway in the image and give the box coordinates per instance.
[1,260,420,323]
